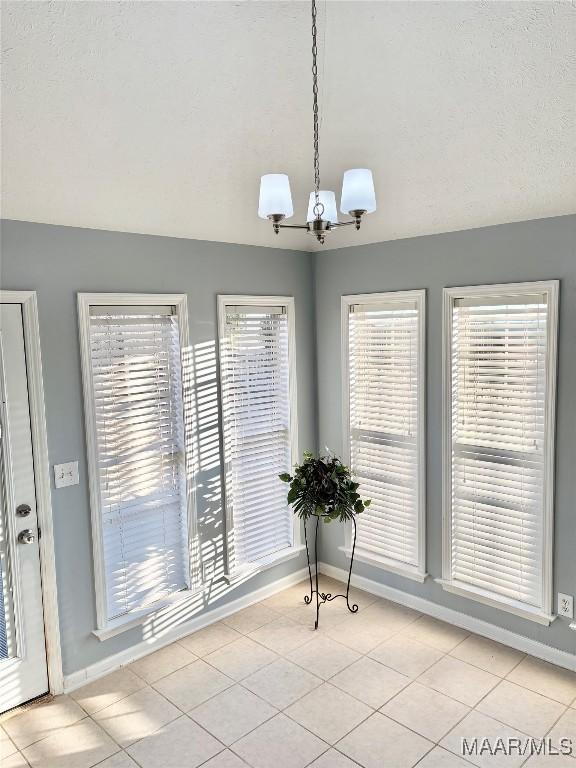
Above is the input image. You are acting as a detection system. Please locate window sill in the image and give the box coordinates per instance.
[339,546,428,584]
[225,544,306,585]
[92,587,201,642]
[437,578,555,626]
[93,545,306,640]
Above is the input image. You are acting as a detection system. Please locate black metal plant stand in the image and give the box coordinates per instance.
[303,514,359,629]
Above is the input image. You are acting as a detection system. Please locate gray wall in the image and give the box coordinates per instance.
[1,220,317,674]
[2,215,575,675]
[315,214,576,655]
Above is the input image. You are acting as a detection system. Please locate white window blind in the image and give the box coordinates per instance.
[219,299,294,569]
[346,292,425,578]
[444,283,558,619]
[87,305,189,621]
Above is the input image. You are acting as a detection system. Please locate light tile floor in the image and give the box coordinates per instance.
[2,576,576,768]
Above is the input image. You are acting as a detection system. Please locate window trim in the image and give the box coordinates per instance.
[78,292,198,634]
[217,295,300,579]
[341,290,427,582]
[441,280,559,625]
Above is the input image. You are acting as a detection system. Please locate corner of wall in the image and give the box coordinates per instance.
[309,248,321,458]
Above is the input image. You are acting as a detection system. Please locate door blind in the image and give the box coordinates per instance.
[220,304,293,568]
[448,292,550,609]
[88,306,189,620]
[348,297,423,573]
[0,560,8,659]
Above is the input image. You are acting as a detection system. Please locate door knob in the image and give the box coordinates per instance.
[17,529,35,545]
[16,504,31,517]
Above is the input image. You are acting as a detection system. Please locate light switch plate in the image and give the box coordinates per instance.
[54,461,79,489]
[558,593,574,619]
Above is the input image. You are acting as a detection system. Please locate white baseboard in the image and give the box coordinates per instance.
[64,560,575,692]
[319,561,576,673]
[63,566,309,693]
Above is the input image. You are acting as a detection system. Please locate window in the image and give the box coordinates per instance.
[78,294,194,631]
[218,296,298,574]
[342,290,426,581]
[442,281,559,624]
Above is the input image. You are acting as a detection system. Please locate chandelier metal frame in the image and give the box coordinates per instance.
[260,0,375,245]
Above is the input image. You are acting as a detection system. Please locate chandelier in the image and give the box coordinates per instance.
[258,0,376,245]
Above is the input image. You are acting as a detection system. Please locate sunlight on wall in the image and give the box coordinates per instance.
[142,339,238,642]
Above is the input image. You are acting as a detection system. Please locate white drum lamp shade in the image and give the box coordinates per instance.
[258,174,294,219]
[307,191,338,223]
[340,169,376,214]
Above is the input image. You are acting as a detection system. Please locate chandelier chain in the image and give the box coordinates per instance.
[259,0,373,241]
[311,0,320,210]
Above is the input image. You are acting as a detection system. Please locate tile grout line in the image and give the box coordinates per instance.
[90,748,131,768]
[282,684,377,751]
[542,699,573,743]
[409,742,441,768]
[75,603,451,735]
[138,612,332,766]
[226,618,568,768]
[7,579,576,768]
[296,649,472,768]
[87,675,232,757]
[0,610,553,768]
[251,589,573,768]
[194,745,243,768]
[77,603,323,764]
[4,711,90,754]
[75,603,353,749]
[216,584,385,766]
[117,710,230,767]
[218,587,573,767]
[382,651,535,768]
[222,593,459,765]
[434,663,537,768]
[188,696,280,758]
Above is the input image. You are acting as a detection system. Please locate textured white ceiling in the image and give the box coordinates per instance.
[2,1,575,251]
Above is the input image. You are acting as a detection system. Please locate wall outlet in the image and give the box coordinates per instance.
[54,461,79,489]
[558,593,574,619]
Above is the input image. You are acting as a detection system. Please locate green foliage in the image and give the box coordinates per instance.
[279,451,371,523]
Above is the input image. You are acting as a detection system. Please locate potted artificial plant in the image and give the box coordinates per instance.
[280,451,370,628]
